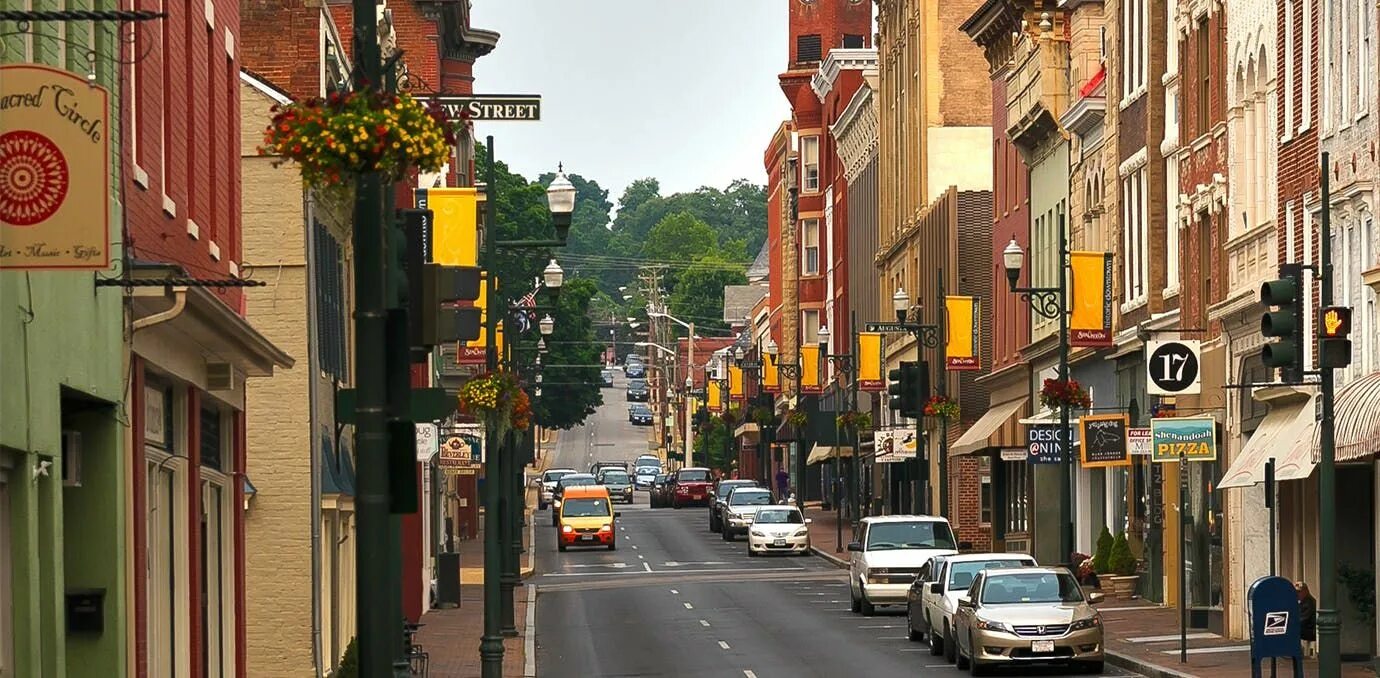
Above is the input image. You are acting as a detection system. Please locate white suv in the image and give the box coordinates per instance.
[847,515,958,616]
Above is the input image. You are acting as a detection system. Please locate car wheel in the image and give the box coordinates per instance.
[747,545,757,557]
[906,607,924,641]
[953,629,969,670]
[944,624,957,663]
[967,632,989,675]
[722,529,733,541]
[928,618,944,656]
[850,584,862,613]
[608,541,617,551]
[860,590,876,616]
[1080,661,1104,675]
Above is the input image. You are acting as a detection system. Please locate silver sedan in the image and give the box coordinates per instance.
[746,506,812,556]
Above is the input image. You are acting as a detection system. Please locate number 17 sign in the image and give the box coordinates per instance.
[1146,340,1202,396]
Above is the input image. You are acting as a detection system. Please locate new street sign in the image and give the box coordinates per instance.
[865,322,914,333]
[431,94,541,121]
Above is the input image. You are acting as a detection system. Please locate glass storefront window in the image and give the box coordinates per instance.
[1005,460,1029,534]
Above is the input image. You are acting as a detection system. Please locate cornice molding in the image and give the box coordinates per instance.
[811,48,879,101]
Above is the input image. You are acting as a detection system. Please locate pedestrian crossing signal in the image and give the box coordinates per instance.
[1318,305,1352,369]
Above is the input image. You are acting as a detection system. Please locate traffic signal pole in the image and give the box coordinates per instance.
[479,136,505,678]
[1316,152,1339,678]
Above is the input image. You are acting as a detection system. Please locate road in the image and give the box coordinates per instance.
[532,372,1139,677]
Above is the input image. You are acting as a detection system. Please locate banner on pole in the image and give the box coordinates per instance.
[858,333,884,390]
[944,296,981,370]
[730,366,744,400]
[800,345,821,393]
[763,351,780,392]
[1069,251,1114,347]
[426,187,478,266]
[707,381,723,412]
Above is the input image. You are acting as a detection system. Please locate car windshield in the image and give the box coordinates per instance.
[729,491,772,506]
[677,470,709,482]
[636,467,659,475]
[864,521,957,551]
[948,559,1033,590]
[754,509,803,524]
[543,470,573,482]
[601,472,630,484]
[628,380,646,389]
[561,498,611,518]
[560,477,595,488]
[632,405,650,414]
[981,572,1085,604]
[654,474,668,482]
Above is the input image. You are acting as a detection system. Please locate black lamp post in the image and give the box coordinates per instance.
[479,145,573,678]
[816,325,856,552]
[887,288,944,515]
[708,355,732,474]
[764,337,805,510]
[1001,222,1072,567]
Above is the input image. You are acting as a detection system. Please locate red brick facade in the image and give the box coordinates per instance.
[1177,7,1229,336]
[1276,0,1320,277]
[990,72,1032,372]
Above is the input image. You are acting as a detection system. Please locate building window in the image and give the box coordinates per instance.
[1301,0,1312,129]
[146,449,184,678]
[797,34,822,63]
[843,34,865,49]
[201,478,232,677]
[314,222,348,381]
[801,218,820,275]
[1285,0,1296,134]
[801,136,820,192]
[979,471,993,526]
[1196,18,1211,135]
[1362,0,1374,116]
[199,405,223,471]
[1122,0,1146,97]
[802,310,821,345]
[1165,164,1181,294]
[1004,459,1029,534]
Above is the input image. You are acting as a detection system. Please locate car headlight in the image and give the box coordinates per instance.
[750,530,767,538]
[866,568,889,583]
[975,618,1012,634]
[561,525,573,533]
[1070,616,1101,631]
[792,528,809,537]
[599,524,612,532]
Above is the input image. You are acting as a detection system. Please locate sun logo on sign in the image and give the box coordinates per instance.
[0,131,71,227]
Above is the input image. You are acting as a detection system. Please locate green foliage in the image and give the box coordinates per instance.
[330,637,358,678]
[1093,527,1114,574]
[1338,563,1376,625]
[642,212,718,263]
[669,255,749,334]
[1108,531,1136,576]
[516,277,604,430]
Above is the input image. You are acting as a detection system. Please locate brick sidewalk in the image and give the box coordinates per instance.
[800,507,1375,678]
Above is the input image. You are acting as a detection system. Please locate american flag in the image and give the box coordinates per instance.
[511,281,541,333]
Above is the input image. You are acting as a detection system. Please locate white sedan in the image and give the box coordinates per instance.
[746,506,812,556]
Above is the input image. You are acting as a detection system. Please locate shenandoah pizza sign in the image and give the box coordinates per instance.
[0,64,110,270]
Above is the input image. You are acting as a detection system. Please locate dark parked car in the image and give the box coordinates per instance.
[649,473,672,508]
[601,369,617,387]
[550,473,597,526]
[708,479,761,533]
[629,403,653,425]
[625,379,648,401]
[625,363,646,378]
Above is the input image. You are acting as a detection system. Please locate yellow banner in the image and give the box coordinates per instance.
[944,296,981,371]
[707,381,723,412]
[730,366,744,399]
[426,187,479,266]
[763,351,780,392]
[458,273,500,364]
[858,333,883,390]
[800,345,821,393]
[1,65,111,270]
[1070,251,1114,347]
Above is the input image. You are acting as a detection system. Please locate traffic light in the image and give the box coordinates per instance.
[392,208,482,361]
[888,361,925,418]
[1318,305,1353,369]
[1260,263,1304,379]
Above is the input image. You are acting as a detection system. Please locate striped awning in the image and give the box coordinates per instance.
[1218,391,1316,489]
[951,397,1028,456]
[1328,370,1380,462]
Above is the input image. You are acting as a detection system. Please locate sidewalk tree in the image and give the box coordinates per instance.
[516,277,604,430]
[1093,526,1114,574]
[1108,531,1136,576]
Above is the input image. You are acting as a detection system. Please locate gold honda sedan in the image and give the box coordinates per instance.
[952,567,1105,675]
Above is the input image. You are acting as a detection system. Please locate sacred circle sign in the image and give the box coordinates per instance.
[0,64,110,270]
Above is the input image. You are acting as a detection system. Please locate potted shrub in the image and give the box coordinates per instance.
[1092,526,1114,576]
[835,410,873,433]
[1104,531,1140,599]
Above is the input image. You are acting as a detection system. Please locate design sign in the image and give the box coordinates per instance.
[1,65,111,270]
[1026,424,1068,464]
[1145,340,1202,395]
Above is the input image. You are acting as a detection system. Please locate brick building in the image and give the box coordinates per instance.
[121,0,295,675]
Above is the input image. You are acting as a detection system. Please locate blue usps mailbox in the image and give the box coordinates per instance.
[1248,575,1304,678]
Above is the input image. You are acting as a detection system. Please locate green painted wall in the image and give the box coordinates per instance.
[1,5,128,676]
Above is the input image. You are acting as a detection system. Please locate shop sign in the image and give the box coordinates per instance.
[999,448,1027,462]
[439,432,482,467]
[1128,426,1152,455]
[1026,424,1070,464]
[415,423,438,461]
[873,428,916,463]
[1,64,111,270]
[1150,416,1217,463]
[144,386,166,447]
[1079,414,1131,468]
[1145,340,1202,395]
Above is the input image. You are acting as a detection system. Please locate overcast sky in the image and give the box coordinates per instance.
[469,1,790,206]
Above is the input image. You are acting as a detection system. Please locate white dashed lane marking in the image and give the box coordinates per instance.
[718,641,731,650]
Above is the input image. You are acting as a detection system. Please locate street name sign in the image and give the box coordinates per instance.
[865,322,913,333]
[431,94,541,122]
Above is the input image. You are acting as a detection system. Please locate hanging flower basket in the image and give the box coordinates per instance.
[458,371,525,437]
[922,395,960,421]
[259,90,454,188]
[1040,377,1092,411]
[835,410,873,432]
[786,408,809,428]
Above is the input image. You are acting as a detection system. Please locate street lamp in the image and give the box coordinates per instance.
[1001,227,1073,568]
[545,166,576,240]
[764,337,806,510]
[892,288,910,323]
[817,325,857,552]
[880,286,945,516]
[539,314,555,337]
[543,259,564,290]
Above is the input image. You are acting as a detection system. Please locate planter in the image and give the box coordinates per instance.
[1104,575,1139,600]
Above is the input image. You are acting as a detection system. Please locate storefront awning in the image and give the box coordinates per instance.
[1218,390,1317,489]
[807,444,853,465]
[1331,370,1380,462]
[951,397,1027,456]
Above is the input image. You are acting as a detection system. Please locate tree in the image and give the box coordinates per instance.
[1108,532,1136,576]
[1093,527,1114,574]
[513,277,604,430]
[641,211,718,263]
[669,255,749,333]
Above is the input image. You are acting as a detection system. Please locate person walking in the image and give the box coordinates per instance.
[1296,581,1317,656]
[775,467,790,503]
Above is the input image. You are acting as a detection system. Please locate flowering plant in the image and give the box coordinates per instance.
[259,90,454,187]
[458,371,526,436]
[835,410,873,432]
[1039,377,1092,410]
[922,395,960,420]
[786,408,809,428]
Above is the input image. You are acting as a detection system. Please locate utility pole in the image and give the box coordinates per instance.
[478,136,505,678]
[1316,152,1339,678]
[348,0,402,673]
[936,269,949,519]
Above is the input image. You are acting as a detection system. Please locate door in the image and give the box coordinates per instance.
[1,457,13,677]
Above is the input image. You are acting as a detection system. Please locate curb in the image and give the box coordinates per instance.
[809,545,849,569]
[1105,650,1201,678]
[522,583,537,678]
[520,507,536,579]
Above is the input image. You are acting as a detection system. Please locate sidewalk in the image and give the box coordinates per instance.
[416,459,543,677]
[800,507,1375,678]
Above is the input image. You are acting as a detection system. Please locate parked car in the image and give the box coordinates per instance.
[670,467,713,508]
[536,468,577,510]
[719,487,773,541]
[707,479,760,532]
[633,464,661,489]
[597,468,635,504]
[556,485,619,552]
[847,515,959,616]
[629,403,653,425]
[745,505,811,556]
[550,473,597,526]
[908,552,1037,660]
[625,379,648,401]
[625,363,646,378]
[601,369,617,387]
[952,567,1105,674]
[649,473,672,508]
[634,454,660,467]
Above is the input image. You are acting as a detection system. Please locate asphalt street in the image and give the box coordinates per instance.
[532,372,1141,678]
